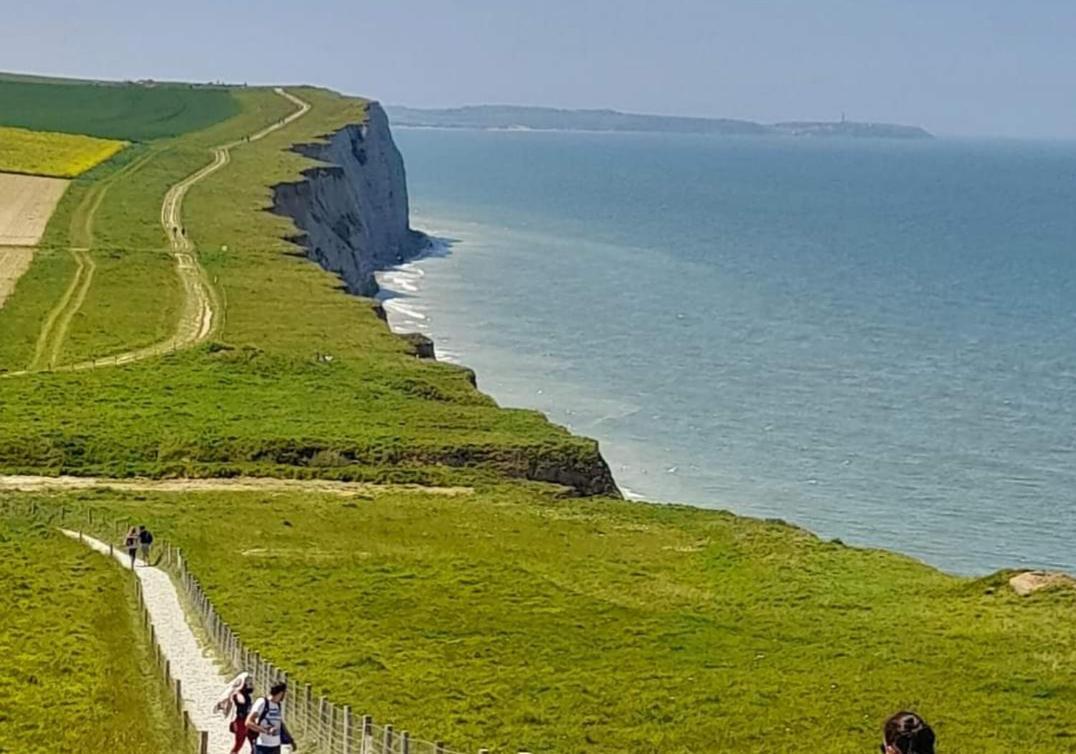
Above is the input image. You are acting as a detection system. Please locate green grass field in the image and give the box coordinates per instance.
[35,487,1076,754]
[0,514,183,752]
[0,125,125,177]
[0,78,239,141]
[0,85,602,487]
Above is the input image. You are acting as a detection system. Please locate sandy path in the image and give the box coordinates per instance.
[0,172,68,246]
[0,246,33,308]
[61,529,233,752]
[0,474,472,497]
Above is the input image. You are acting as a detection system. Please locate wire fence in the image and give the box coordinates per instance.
[126,551,209,754]
[24,504,209,754]
[28,501,504,754]
[166,541,481,754]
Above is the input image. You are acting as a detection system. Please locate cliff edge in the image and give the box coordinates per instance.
[270,102,427,297]
[267,100,619,498]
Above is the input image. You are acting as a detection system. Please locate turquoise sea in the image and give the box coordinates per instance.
[383,127,1076,576]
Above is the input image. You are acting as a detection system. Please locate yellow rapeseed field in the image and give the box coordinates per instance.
[0,126,125,178]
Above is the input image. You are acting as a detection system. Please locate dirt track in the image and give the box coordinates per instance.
[2,89,311,377]
[59,88,311,372]
[0,172,68,246]
[0,474,472,497]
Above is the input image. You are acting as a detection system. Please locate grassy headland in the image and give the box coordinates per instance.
[0,514,183,752]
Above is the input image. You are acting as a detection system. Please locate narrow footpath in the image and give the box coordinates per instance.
[61,530,232,752]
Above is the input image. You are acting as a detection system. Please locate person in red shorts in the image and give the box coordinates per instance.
[214,672,257,753]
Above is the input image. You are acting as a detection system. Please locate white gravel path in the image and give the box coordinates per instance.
[62,529,234,752]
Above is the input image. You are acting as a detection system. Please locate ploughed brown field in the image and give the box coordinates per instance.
[0,171,68,309]
[0,171,67,246]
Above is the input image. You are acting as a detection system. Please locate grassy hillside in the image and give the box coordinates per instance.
[35,486,1076,754]
[0,78,238,141]
[0,86,604,488]
[0,514,182,752]
[0,126,125,177]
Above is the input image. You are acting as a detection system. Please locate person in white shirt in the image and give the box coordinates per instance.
[246,681,295,753]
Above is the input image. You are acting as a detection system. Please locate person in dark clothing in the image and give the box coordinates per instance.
[882,711,935,754]
[215,672,257,753]
[137,525,154,563]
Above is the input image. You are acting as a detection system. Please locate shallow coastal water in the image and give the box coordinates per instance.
[383,128,1076,576]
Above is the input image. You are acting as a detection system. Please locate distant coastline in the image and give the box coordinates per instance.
[387,104,933,139]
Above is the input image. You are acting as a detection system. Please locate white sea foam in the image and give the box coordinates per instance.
[383,300,428,322]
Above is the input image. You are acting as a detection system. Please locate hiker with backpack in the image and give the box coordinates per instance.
[123,526,139,569]
[246,681,296,753]
[138,525,154,564]
[214,672,258,753]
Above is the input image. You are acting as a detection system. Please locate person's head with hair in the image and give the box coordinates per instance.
[269,681,288,701]
[883,711,935,754]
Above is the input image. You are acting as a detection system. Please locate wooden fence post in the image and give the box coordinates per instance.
[318,697,327,746]
[301,683,311,736]
[402,731,411,754]
[199,731,209,754]
[385,724,394,754]
[175,679,182,711]
[436,742,446,754]
[363,715,373,754]
[329,702,339,751]
[343,705,353,754]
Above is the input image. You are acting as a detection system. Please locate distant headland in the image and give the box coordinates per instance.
[386,104,933,139]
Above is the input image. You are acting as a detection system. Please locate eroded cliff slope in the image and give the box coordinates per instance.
[271,102,426,296]
[268,100,619,497]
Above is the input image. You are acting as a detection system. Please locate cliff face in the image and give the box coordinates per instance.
[268,103,619,499]
[270,102,426,296]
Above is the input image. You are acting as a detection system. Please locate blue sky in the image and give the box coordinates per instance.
[4,1,1076,138]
